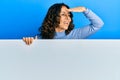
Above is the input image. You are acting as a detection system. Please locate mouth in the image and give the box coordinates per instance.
[63,21,69,25]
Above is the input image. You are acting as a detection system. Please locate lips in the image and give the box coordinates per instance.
[63,21,69,25]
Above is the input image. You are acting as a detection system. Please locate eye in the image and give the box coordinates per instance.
[60,13,70,17]
[61,13,66,16]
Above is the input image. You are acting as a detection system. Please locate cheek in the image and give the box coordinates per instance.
[59,18,64,24]
[60,17,64,20]
[60,17,71,21]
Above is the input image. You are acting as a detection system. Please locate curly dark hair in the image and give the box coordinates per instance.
[39,3,74,39]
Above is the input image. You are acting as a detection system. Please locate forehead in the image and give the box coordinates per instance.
[61,6,68,12]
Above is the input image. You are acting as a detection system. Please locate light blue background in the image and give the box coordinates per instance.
[0,0,119,39]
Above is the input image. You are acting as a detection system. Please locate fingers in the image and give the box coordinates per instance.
[23,37,34,45]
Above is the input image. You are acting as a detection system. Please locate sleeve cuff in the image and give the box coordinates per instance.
[83,8,90,14]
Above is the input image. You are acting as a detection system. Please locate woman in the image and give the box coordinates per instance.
[23,3,104,45]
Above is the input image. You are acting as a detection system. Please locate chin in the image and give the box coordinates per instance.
[64,26,69,30]
[64,26,68,30]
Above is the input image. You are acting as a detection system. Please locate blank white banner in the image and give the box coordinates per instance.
[0,40,120,80]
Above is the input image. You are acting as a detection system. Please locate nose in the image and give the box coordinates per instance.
[65,14,71,21]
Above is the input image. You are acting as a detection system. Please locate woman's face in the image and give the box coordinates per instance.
[55,6,71,32]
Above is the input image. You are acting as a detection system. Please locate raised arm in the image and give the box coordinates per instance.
[68,7,104,39]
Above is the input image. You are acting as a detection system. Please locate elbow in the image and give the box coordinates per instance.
[98,20,104,28]
[91,20,104,30]
[100,20,104,27]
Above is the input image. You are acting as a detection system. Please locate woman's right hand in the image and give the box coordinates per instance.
[68,6,86,12]
[23,37,36,45]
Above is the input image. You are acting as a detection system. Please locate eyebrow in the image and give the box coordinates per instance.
[60,11,70,14]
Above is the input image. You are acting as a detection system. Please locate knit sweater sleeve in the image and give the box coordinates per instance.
[70,8,104,39]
